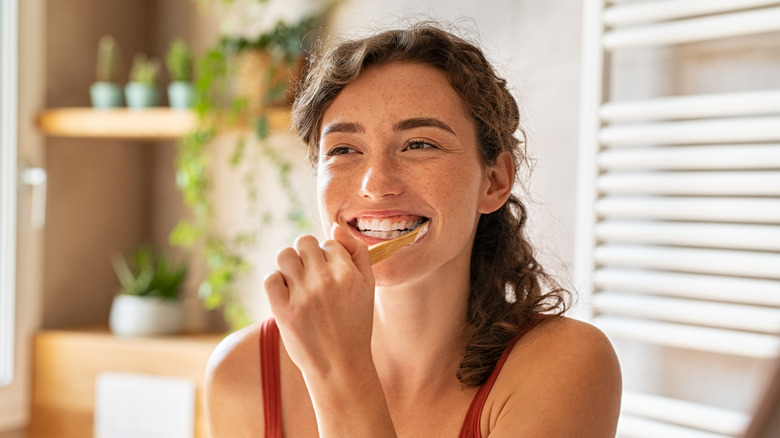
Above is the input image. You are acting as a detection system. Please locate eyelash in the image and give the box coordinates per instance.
[404,140,437,151]
[324,140,438,157]
[325,146,357,156]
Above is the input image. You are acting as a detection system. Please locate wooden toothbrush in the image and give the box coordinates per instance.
[368,220,430,265]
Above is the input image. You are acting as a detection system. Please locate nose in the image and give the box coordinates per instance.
[359,155,404,199]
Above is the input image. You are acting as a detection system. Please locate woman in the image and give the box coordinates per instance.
[205,23,622,437]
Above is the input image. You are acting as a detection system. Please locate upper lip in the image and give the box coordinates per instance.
[348,209,429,219]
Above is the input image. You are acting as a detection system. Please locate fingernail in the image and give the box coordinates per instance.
[331,222,339,239]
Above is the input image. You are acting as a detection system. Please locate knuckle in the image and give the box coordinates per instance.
[276,247,297,262]
[294,234,319,250]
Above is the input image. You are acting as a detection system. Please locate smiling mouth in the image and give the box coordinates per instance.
[353,216,427,240]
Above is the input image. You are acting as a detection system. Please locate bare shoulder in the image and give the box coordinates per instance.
[204,322,264,437]
[484,316,622,438]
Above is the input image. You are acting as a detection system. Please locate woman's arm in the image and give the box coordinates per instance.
[485,317,622,437]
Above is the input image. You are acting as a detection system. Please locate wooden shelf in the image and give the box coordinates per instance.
[36,107,293,139]
[29,328,223,438]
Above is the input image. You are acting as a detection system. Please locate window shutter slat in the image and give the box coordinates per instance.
[604,0,780,27]
[601,90,780,122]
[600,117,780,146]
[597,171,780,196]
[596,221,780,251]
[594,268,780,306]
[599,145,780,171]
[618,415,735,438]
[595,316,780,358]
[595,245,780,279]
[596,196,780,223]
[603,6,780,48]
[593,292,780,333]
[621,391,750,436]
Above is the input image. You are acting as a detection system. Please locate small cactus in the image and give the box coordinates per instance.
[129,53,161,85]
[96,35,119,82]
[166,38,194,82]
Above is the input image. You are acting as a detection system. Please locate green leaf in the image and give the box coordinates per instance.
[254,115,269,140]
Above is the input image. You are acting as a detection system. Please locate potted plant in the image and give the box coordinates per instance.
[125,53,161,110]
[109,245,188,336]
[165,38,195,110]
[90,35,123,109]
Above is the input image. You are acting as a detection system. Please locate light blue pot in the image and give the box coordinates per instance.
[167,81,195,110]
[124,82,159,110]
[90,82,123,109]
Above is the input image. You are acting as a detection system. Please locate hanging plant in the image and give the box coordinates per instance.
[171,1,333,330]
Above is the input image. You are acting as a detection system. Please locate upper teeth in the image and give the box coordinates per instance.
[356,218,422,232]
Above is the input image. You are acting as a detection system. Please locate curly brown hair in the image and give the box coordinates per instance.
[292,22,570,388]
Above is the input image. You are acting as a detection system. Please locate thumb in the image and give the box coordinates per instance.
[331,222,374,281]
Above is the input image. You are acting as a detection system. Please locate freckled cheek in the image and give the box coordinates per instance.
[317,169,355,224]
[316,170,338,222]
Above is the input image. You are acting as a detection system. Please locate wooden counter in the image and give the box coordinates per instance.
[28,328,223,438]
[35,107,292,139]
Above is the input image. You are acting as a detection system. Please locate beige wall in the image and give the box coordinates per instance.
[41,0,221,330]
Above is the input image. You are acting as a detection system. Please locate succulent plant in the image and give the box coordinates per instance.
[166,38,194,82]
[129,53,161,85]
[96,35,119,82]
[112,246,188,300]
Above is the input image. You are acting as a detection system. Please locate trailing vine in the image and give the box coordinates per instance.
[170,8,326,330]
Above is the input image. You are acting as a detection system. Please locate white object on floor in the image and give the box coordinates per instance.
[94,372,195,438]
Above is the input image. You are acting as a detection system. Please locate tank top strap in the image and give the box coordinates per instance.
[458,315,545,438]
[260,317,283,438]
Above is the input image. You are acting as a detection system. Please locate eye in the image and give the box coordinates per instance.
[404,140,437,151]
[325,145,359,156]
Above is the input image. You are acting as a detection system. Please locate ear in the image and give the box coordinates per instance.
[478,151,514,214]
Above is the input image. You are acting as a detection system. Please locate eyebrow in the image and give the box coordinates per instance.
[321,118,457,137]
[394,117,456,136]
[321,122,364,136]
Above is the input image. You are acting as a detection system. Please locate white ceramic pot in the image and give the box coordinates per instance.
[90,82,123,109]
[167,81,195,110]
[109,294,183,337]
[124,82,159,110]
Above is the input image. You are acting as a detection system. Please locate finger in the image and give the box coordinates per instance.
[331,222,373,282]
[276,247,303,282]
[294,234,325,269]
[264,270,289,315]
[319,238,350,263]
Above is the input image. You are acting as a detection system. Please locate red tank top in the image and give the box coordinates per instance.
[259,317,541,438]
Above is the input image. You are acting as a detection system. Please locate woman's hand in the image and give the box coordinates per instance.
[264,223,376,380]
[264,225,397,437]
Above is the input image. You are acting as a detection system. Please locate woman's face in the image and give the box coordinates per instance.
[317,61,500,286]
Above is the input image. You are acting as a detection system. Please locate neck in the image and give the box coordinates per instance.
[370,265,472,395]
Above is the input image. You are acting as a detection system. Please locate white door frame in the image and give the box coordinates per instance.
[0,0,46,431]
[0,0,19,391]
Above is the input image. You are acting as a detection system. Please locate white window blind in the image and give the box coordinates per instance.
[576,1,780,437]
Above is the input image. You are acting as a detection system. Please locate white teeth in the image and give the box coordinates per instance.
[355,217,425,239]
[361,230,403,239]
